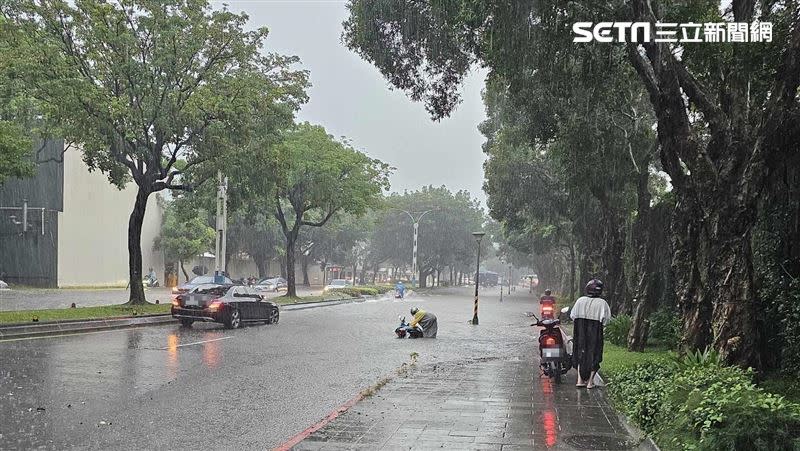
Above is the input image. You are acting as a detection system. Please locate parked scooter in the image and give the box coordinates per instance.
[395,315,422,338]
[531,309,572,384]
[142,277,160,288]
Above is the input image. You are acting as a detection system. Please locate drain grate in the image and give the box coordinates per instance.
[562,434,637,450]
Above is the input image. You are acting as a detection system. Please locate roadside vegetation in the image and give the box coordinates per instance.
[604,343,800,451]
[0,304,170,324]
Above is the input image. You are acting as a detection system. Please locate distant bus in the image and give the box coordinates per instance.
[477,271,499,287]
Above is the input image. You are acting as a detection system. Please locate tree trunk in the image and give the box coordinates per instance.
[285,233,298,297]
[359,265,367,285]
[418,270,428,288]
[180,260,189,282]
[705,213,760,368]
[302,254,310,286]
[127,187,150,305]
[628,169,658,351]
[255,257,269,279]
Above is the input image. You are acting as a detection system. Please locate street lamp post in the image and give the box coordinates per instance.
[471,232,485,325]
[394,208,436,288]
[214,171,228,284]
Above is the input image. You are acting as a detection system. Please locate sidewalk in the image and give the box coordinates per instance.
[292,349,654,450]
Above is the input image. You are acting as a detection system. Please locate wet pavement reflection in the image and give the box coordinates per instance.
[0,287,646,450]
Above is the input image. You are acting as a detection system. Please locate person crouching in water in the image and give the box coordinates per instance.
[570,279,611,388]
[408,307,438,338]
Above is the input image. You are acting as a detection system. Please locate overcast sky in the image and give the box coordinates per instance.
[220,1,489,206]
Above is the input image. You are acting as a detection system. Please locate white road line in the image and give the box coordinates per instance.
[161,336,232,350]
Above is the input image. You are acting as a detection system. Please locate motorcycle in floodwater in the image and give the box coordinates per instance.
[395,315,422,339]
[142,277,160,287]
[531,307,572,384]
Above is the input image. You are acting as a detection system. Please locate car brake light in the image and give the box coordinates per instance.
[542,336,558,347]
[208,300,223,311]
[171,299,180,307]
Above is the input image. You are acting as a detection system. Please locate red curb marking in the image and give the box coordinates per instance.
[273,391,365,451]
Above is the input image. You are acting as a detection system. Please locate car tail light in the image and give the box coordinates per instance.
[208,300,223,311]
[171,299,180,307]
[542,336,558,348]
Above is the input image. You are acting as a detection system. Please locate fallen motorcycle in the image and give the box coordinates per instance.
[395,315,422,338]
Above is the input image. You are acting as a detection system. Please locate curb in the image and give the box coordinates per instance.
[0,294,392,341]
[273,356,415,451]
[0,314,175,341]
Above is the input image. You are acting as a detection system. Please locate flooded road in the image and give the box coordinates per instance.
[0,287,541,449]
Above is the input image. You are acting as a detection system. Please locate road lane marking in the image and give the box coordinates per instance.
[160,336,232,350]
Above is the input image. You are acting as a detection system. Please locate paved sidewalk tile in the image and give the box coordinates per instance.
[294,351,653,451]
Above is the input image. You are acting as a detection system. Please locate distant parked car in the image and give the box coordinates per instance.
[253,277,288,293]
[171,284,279,329]
[173,275,234,296]
[0,280,9,290]
[323,279,351,293]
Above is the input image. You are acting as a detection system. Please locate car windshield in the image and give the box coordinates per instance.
[189,276,214,284]
[330,280,347,286]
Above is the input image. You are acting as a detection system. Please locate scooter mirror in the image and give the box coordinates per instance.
[560,307,570,313]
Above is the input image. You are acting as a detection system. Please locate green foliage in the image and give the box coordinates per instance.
[670,347,723,371]
[329,286,388,297]
[648,308,681,349]
[154,203,215,281]
[609,361,673,432]
[0,120,33,184]
[609,357,800,450]
[606,314,633,347]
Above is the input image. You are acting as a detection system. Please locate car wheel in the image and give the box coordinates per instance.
[180,318,194,327]
[267,309,279,324]
[224,309,241,329]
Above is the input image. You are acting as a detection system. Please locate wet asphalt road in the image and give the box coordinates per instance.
[0,286,320,311]
[0,287,539,450]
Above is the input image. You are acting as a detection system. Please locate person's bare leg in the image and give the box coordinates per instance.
[576,366,586,387]
[587,371,597,389]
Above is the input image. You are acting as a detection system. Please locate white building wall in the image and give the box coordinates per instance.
[57,150,164,287]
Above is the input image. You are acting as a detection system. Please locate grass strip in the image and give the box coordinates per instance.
[0,303,170,324]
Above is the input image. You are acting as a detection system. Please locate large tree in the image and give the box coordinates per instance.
[343,0,800,368]
[7,0,306,303]
[266,123,390,297]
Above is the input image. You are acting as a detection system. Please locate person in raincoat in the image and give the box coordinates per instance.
[570,279,611,389]
[408,307,437,338]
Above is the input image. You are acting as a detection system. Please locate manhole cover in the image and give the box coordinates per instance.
[562,434,637,450]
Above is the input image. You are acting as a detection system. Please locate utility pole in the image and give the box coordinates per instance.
[214,171,228,283]
[508,265,512,295]
[394,208,436,288]
[471,232,485,325]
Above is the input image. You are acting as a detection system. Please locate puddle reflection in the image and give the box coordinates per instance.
[538,377,559,447]
[202,338,221,369]
[166,333,179,379]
